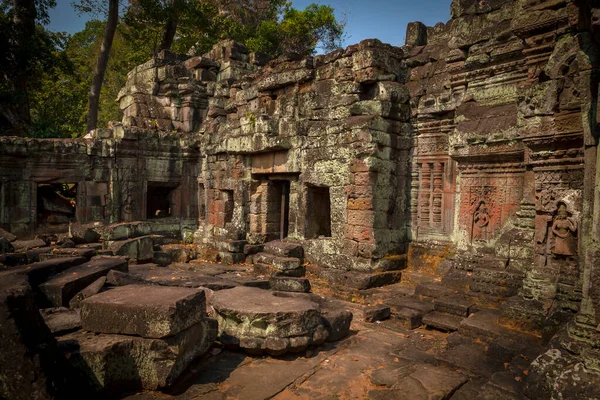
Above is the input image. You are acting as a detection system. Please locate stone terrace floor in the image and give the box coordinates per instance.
[121,260,539,400]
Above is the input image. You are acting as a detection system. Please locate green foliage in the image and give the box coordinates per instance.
[11,0,345,137]
[179,1,345,57]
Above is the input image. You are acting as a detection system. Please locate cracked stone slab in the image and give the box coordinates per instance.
[81,284,206,338]
[58,318,217,392]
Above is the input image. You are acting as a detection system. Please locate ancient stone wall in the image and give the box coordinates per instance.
[0,129,199,238]
[404,0,599,316]
[185,40,412,272]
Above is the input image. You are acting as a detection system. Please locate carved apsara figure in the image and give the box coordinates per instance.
[551,202,577,256]
[472,201,490,242]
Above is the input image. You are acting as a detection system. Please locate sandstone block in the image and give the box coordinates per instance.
[263,240,304,258]
[0,237,14,254]
[70,222,102,244]
[12,238,47,251]
[108,235,153,261]
[269,277,311,293]
[81,285,206,338]
[40,307,82,334]
[69,276,106,309]
[0,228,16,242]
[363,305,391,322]
[39,256,128,307]
[104,221,151,241]
[58,318,217,392]
[38,247,96,261]
[12,256,88,287]
[321,309,353,342]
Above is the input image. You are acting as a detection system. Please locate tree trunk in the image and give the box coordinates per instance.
[158,0,182,52]
[7,0,37,135]
[86,0,119,133]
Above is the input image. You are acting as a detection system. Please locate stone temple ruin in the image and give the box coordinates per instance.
[3,0,600,398]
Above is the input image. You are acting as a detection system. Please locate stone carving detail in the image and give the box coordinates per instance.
[412,159,455,238]
[551,202,577,257]
[459,171,524,244]
[471,201,491,243]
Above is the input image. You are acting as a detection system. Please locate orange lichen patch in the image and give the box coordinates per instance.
[498,318,543,338]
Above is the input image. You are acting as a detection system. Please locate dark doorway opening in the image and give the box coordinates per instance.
[221,189,234,224]
[147,182,178,219]
[278,181,290,240]
[199,183,206,220]
[306,185,332,238]
[265,180,290,240]
[37,183,77,230]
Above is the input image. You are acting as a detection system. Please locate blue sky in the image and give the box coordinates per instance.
[48,0,452,48]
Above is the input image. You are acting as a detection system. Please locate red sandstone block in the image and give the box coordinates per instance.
[354,172,373,186]
[348,210,374,226]
[348,197,374,211]
[349,159,369,173]
[344,225,356,240]
[208,213,218,225]
[345,185,373,197]
[355,226,375,243]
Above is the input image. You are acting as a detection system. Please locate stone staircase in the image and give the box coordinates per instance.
[252,240,306,277]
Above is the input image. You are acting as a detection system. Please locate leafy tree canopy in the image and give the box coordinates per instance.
[2,0,345,138]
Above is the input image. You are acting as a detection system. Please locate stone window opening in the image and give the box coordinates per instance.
[359,82,378,101]
[221,190,234,224]
[147,182,178,219]
[36,183,77,230]
[306,185,332,239]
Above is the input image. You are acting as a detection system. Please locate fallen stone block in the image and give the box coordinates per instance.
[108,235,153,261]
[153,251,172,266]
[422,311,462,332]
[161,244,193,263]
[105,269,150,286]
[40,307,82,334]
[255,252,301,270]
[81,285,206,338]
[263,240,304,258]
[254,262,305,277]
[103,221,151,241]
[38,247,96,261]
[212,286,327,355]
[319,268,402,290]
[0,252,28,267]
[12,238,47,251]
[69,276,106,309]
[0,227,17,242]
[0,273,87,400]
[415,282,456,299]
[363,305,391,322]
[216,239,247,253]
[244,244,264,255]
[219,251,246,265]
[321,309,353,342]
[269,276,311,292]
[39,256,128,307]
[11,256,88,287]
[58,318,217,392]
[434,295,473,317]
[128,264,239,290]
[70,222,103,244]
[393,307,423,330]
[24,246,58,263]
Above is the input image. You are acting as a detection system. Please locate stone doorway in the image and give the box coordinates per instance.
[271,180,290,240]
[146,182,179,219]
[36,183,77,232]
